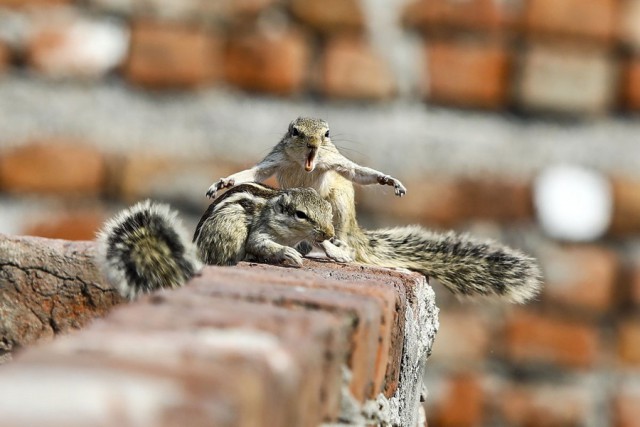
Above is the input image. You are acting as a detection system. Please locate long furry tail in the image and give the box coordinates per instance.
[358,226,542,303]
[96,200,203,300]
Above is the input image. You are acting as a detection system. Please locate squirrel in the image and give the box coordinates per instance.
[205,117,542,303]
[96,183,337,300]
[206,117,407,262]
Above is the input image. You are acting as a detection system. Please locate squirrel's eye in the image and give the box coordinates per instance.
[291,127,300,137]
[324,130,330,138]
[295,210,308,220]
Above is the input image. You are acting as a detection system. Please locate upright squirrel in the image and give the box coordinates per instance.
[97,183,337,300]
[206,117,542,303]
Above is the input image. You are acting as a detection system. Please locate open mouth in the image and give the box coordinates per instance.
[305,149,317,172]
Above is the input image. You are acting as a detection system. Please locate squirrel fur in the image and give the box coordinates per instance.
[97,183,337,300]
[206,117,542,303]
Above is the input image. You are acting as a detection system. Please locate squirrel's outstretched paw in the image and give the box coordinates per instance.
[378,175,407,197]
[280,247,304,267]
[206,177,236,199]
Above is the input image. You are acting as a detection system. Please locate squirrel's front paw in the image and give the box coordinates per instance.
[323,241,354,263]
[206,178,236,199]
[378,175,407,197]
[280,247,303,267]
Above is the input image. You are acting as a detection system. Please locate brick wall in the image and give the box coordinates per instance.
[1,1,640,426]
[1,0,640,113]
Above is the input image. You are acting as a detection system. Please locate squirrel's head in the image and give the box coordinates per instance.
[285,117,330,173]
[270,188,334,244]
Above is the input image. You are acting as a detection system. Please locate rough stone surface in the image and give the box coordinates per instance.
[0,234,124,363]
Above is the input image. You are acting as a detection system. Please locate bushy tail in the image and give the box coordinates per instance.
[358,226,542,303]
[96,200,203,300]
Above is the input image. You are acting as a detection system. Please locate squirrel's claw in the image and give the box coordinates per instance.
[280,247,304,267]
[206,178,236,199]
[378,175,407,197]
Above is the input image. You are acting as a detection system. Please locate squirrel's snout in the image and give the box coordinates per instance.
[318,225,334,242]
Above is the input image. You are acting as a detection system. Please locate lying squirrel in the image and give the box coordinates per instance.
[205,117,542,303]
[97,183,337,300]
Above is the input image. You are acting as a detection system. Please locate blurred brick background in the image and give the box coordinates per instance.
[1,0,640,426]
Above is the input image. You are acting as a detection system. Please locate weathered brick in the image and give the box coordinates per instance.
[499,383,592,427]
[429,311,491,366]
[427,374,484,427]
[610,178,640,234]
[504,310,599,368]
[225,28,309,96]
[403,0,523,32]
[425,39,511,109]
[231,261,409,398]
[0,141,106,196]
[630,263,640,307]
[115,154,247,209]
[0,0,71,7]
[623,58,640,110]
[541,245,618,313]
[620,0,640,51]
[320,36,396,100]
[0,40,10,72]
[101,296,348,423]
[516,42,616,115]
[618,319,640,366]
[289,0,365,33]
[615,381,640,427]
[184,265,383,403]
[524,0,618,42]
[125,21,220,89]
[22,210,107,241]
[2,352,302,427]
[359,175,531,227]
[25,14,128,78]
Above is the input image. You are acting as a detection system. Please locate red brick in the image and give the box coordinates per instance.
[0,141,106,196]
[525,0,618,42]
[430,311,491,366]
[619,0,640,51]
[630,264,640,307]
[516,42,616,115]
[320,37,396,100]
[25,16,128,78]
[610,178,640,234]
[425,39,511,109]
[615,382,640,427]
[541,245,618,313]
[403,0,523,32]
[22,210,106,241]
[186,266,384,403]
[125,21,220,89]
[225,28,309,96]
[427,374,484,427]
[499,383,591,427]
[289,0,365,33]
[623,58,640,110]
[0,41,10,72]
[504,310,599,368]
[618,319,640,366]
[231,261,407,398]
[0,0,71,6]
[359,175,531,227]
[115,154,247,208]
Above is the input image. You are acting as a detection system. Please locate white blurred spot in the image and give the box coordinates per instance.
[534,165,612,241]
